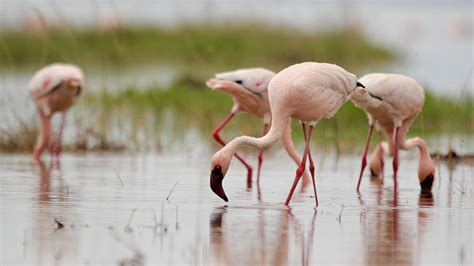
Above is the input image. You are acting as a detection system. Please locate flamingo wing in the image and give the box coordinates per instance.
[360,73,425,119]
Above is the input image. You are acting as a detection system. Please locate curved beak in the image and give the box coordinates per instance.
[210,166,228,202]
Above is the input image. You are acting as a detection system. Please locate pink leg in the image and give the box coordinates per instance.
[356,125,374,192]
[378,130,384,177]
[392,126,401,193]
[303,123,318,206]
[285,123,314,206]
[52,113,66,168]
[33,113,52,161]
[56,113,66,157]
[212,111,253,185]
[257,123,269,182]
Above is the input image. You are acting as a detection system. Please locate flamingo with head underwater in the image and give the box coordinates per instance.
[209,62,365,206]
[29,63,84,161]
[207,68,308,185]
[351,73,435,193]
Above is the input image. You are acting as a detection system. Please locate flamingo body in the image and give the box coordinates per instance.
[268,62,356,122]
[208,68,273,118]
[352,73,435,192]
[210,62,362,205]
[29,63,84,115]
[353,73,424,132]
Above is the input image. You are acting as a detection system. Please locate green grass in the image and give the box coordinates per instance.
[82,83,473,151]
[2,23,471,153]
[2,82,472,153]
[0,24,393,71]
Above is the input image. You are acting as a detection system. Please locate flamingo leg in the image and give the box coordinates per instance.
[392,126,401,193]
[48,116,55,159]
[378,130,384,178]
[212,111,253,185]
[356,125,374,192]
[302,123,318,206]
[56,113,66,156]
[52,113,67,168]
[33,112,52,161]
[285,123,314,206]
[257,123,269,182]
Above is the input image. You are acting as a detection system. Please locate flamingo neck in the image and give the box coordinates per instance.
[402,137,429,157]
[223,114,289,155]
[402,137,435,182]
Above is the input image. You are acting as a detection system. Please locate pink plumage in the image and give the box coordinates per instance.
[29,63,85,161]
[207,67,309,186]
[352,73,435,194]
[209,62,362,206]
[29,63,84,100]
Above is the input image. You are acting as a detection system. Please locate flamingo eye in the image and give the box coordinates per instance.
[235,80,243,85]
[255,82,261,87]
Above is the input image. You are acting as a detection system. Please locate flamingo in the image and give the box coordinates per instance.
[351,73,435,193]
[209,62,364,206]
[29,63,84,161]
[206,68,308,185]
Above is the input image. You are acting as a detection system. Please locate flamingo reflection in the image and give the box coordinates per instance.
[32,160,78,264]
[359,180,433,265]
[209,206,317,265]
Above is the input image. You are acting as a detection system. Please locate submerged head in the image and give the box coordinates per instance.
[210,148,234,202]
[418,160,435,192]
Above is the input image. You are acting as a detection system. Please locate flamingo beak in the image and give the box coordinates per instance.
[206,79,219,90]
[420,174,434,191]
[210,166,228,202]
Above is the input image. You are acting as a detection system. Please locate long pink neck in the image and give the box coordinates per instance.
[401,137,429,156]
[281,119,302,165]
[223,113,290,155]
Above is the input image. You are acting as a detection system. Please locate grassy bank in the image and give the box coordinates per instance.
[84,83,473,151]
[1,82,472,153]
[0,24,393,71]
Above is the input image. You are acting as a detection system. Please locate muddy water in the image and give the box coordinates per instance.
[0,149,472,265]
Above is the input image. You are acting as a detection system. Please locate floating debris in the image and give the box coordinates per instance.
[54,219,64,229]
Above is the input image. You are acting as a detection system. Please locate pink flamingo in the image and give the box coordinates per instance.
[352,73,435,193]
[29,63,84,161]
[209,62,364,206]
[207,68,307,185]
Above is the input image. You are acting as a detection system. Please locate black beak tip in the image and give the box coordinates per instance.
[210,166,229,202]
[420,174,434,191]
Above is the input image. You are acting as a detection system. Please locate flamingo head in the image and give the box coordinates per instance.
[419,161,435,192]
[210,149,233,202]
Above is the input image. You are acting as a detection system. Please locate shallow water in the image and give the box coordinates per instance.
[1,149,472,265]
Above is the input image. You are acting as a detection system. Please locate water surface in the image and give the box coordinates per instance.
[1,149,472,265]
